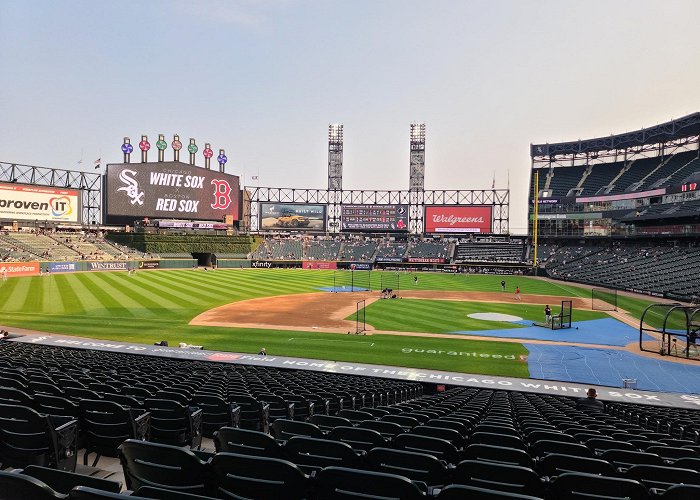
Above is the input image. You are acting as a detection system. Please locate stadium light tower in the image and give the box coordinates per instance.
[328,124,343,191]
[409,123,425,191]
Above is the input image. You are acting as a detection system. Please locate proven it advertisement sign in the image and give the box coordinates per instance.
[0,183,79,222]
[0,261,40,277]
[424,206,492,234]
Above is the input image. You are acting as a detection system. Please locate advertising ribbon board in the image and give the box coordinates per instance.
[48,262,78,273]
[0,261,40,277]
[88,261,128,271]
[424,206,492,234]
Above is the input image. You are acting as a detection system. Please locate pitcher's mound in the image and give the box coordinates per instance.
[468,312,523,322]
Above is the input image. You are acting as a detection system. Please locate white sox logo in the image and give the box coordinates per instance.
[211,179,232,210]
[117,169,145,206]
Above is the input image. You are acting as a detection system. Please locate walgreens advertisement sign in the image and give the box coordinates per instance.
[425,206,492,233]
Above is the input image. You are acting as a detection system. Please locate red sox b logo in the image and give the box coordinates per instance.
[211,179,232,210]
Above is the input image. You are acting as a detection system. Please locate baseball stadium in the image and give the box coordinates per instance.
[3,3,700,498]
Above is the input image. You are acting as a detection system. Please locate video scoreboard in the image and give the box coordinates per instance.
[341,204,408,231]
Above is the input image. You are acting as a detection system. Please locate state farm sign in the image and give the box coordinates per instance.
[424,206,492,233]
[0,261,40,277]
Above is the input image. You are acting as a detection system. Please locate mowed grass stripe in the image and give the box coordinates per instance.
[0,278,21,311]
[123,275,205,310]
[63,274,111,316]
[43,276,66,314]
[51,275,85,316]
[98,272,185,315]
[144,271,232,303]
[20,276,43,312]
[74,273,138,318]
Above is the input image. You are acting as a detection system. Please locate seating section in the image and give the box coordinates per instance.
[407,240,451,261]
[303,238,341,260]
[374,241,408,260]
[545,241,700,299]
[532,150,700,198]
[2,341,700,498]
[455,240,526,264]
[338,240,378,262]
[251,238,303,260]
[0,231,155,262]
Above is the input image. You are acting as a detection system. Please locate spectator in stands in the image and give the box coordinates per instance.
[577,388,605,411]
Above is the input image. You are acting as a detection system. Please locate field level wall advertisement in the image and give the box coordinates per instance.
[105,162,241,222]
[303,261,337,270]
[259,203,326,231]
[0,261,40,277]
[0,183,80,222]
[424,205,492,234]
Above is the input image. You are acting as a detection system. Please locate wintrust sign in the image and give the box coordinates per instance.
[424,206,492,233]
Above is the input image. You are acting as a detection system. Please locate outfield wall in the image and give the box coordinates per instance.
[37,259,196,273]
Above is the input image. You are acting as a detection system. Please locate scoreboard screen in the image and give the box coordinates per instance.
[341,204,408,231]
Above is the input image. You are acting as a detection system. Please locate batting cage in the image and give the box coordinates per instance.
[330,270,371,292]
[552,300,572,330]
[640,303,700,360]
[592,287,618,311]
[353,299,367,335]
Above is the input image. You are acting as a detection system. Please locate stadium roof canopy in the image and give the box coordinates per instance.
[531,112,700,158]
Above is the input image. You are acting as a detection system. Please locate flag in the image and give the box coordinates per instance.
[252,175,258,180]
[94,158,101,169]
[76,160,82,165]
[491,172,495,189]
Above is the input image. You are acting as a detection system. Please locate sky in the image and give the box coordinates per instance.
[1,0,700,233]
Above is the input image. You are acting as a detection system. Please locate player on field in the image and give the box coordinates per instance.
[515,286,521,301]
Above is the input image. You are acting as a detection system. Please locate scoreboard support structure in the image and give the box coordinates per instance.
[245,187,510,234]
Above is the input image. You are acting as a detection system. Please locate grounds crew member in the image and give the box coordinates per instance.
[501,279,506,292]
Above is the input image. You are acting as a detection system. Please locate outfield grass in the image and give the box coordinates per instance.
[0,269,657,376]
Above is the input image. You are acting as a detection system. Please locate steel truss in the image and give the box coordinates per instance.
[0,162,101,225]
[246,187,509,234]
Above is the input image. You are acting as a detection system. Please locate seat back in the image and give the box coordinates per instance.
[327,426,387,452]
[453,460,544,497]
[22,465,122,495]
[285,436,361,472]
[549,472,648,500]
[393,433,459,464]
[0,403,56,469]
[118,439,207,494]
[210,452,309,500]
[313,466,426,500]
[271,419,324,441]
[213,427,284,458]
[0,470,66,500]
[366,447,449,486]
[539,453,617,477]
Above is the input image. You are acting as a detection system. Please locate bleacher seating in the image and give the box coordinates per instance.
[547,165,588,196]
[2,340,700,498]
[251,238,303,260]
[0,232,80,261]
[374,241,408,261]
[304,238,340,260]
[407,240,451,260]
[338,240,378,262]
[455,241,525,264]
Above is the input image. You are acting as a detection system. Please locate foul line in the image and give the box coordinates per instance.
[287,337,374,346]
